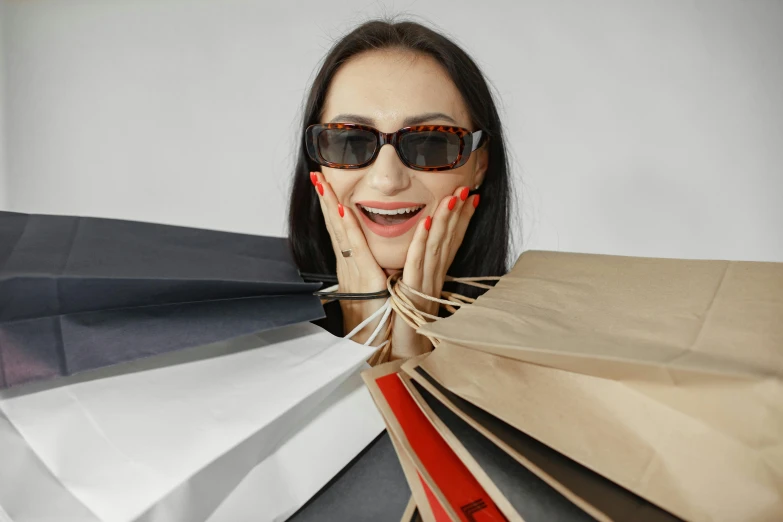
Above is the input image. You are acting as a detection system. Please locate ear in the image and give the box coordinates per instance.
[471,146,489,189]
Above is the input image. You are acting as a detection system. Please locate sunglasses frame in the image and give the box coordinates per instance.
[305,123,487,172]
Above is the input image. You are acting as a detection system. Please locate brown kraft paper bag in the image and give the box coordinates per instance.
[415,251,782,521]
[418,341,782,522]
[419,251,782,384]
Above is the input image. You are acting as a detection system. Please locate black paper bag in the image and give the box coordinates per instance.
[0,211,324,389]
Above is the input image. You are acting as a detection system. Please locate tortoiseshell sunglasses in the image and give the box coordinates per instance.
[305,123,487,172]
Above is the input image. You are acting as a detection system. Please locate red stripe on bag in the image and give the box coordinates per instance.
[419,471,452,522]
[376,373,506,522]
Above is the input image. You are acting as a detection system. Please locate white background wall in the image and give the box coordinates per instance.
[0,1,7,208]
[2,0,782,262]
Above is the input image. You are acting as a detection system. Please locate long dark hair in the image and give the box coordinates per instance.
[288,19,512,297]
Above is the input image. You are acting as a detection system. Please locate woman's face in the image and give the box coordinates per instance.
[320,49,488,270]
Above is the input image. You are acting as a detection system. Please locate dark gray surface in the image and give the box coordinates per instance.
[287,431,411,522]
[0,211,323,389]
[415,368,682,522]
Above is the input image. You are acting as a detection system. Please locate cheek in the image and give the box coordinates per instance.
[417,165,475,202]
[323,170,361,202]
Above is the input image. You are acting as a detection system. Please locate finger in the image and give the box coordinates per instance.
[422,193,458,288]
[399,213,434,314]
[312,171,352,255]
[402,213,432,290]
[340,205,376,264]
[447,193,479,267]
[314,173,377,270]
[440,186,471,263]
[311,171,341,251]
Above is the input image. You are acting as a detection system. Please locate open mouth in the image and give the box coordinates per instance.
[357,204,424,226]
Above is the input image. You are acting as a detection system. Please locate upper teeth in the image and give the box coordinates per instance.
[359,205,423,216]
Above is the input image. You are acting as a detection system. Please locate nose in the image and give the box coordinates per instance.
[365,144,411,196]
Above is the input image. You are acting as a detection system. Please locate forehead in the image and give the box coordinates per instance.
[321,49,471,128]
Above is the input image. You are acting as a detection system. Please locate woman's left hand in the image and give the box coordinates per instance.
[389,185,480,359]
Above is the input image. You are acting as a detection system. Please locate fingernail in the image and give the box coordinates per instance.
[338,203,344,218]
[473,194,481,208]
[310,172,318,185]
[425,216,432,231]
[448,196,457,211]
[316,182,324,196]
[460,187,469,201]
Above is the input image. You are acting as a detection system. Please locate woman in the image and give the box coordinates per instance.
[288,19,512,360]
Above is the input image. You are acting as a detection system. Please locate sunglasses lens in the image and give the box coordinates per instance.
[400,131,460,168]
[317,128,377,166]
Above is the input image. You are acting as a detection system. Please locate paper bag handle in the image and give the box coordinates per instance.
[387,272,501,347]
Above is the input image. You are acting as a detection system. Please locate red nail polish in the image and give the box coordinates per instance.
[460,187,469,201]
[425,216,432,231]
[338,204,344,218]
[448,196,457,211]
[473,194,480,208]
[310,172,317,185]
[316,182,324,196]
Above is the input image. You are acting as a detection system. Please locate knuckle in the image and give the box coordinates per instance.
[427,241,442,259]
[410,254,424,272]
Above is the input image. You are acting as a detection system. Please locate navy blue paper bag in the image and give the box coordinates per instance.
[0,211,324,389]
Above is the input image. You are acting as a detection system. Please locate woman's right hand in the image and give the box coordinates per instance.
[311,171,389,344]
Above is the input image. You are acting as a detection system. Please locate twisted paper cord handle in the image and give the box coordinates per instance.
[385,272,502,348]
[363,273,500,364]
[366,317,393,366]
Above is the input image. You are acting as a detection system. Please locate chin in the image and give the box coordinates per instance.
[370,249,407,272]
[365,232,413,272]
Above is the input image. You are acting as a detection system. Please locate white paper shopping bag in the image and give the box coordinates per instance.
[0,323,376,522]
[206,365,385,522]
